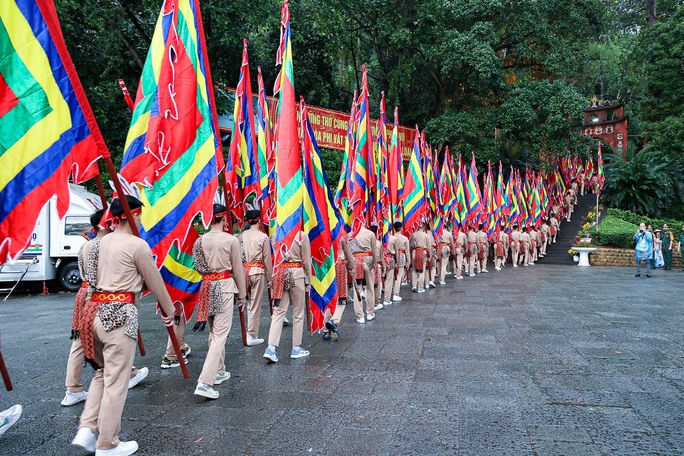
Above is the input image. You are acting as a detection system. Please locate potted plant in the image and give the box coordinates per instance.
[579,222,593,243]
[568,248,579,262]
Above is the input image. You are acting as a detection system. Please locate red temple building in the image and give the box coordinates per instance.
[582,98,628,153]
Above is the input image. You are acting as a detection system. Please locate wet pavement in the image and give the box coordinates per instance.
[1,264,683,455]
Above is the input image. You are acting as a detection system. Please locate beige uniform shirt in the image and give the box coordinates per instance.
[394,232,410,266]
[467,230,477,244]
[282,231,312,284]
[241,226,273,280]
[520,232,531,243]
[476,231,488,246]
[94,231,174,316]
[201,230,247,299]
[456,231,467,248]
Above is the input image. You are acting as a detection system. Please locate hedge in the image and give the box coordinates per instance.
[606,208,684,231]
[592,215,638,249]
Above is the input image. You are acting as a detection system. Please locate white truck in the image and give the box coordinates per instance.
[0,184,102,293]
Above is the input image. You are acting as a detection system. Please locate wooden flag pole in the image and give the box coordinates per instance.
[0,350,13,391]
[218,172,248,346]
[102,157,189,378]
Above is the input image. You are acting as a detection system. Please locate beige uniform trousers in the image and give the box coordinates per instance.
[67,338,138,393]
[412,268,425,290]
[393,267,405,297]
[268,277,306,347]
[454,250,464,277]
[197,293,234,385]
[354,264,375,317]
[247,274,266,338]
[79,316,137,450]
[383,267,395,302]
[511,245,520,266]
[164,315,189,361]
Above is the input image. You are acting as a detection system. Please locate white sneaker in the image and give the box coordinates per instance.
[356,316,366,324]
[71,426,96,453]
[128,367,148,389]
[469,273,475,277]
[61,390,88,406]
[246,335,265,346]
[482,269,489,273]
[417,288,426,293]
[392,295,402,302]
[439,280,446,285]
[383,300,392,306]
[283,316,290,326]
[495,267,501,271]
[291,346,310,359]
[428,281,436,288]
[411,287,417,293]
[374,303,384,311]
[194,383,219,399]
[529,262,535,266]
[513,264,518,268]
[214,371,231,385]
[263,347,279,363]
[366,313,376,321]
[95,440,139,456]
[0,405,22,437]
[456,275,464,280]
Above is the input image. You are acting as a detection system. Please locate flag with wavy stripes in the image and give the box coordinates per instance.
[454,155,468,227]
[376,92,390,247]
[334,92,357,231]
[273,0,302,268]
[402,126,426,236]
[256,67,273,229]
[0,0,104,263]
[119,0,222,268]
[388,106,404,221]
[350,65,374,236]
[465,153,482,226]
[227,39,260,221]
[301,98,340,332]
[159,226,201,321]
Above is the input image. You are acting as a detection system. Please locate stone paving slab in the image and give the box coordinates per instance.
[1,265,683,455]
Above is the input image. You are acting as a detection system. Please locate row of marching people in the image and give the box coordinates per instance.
[62,195,567,455]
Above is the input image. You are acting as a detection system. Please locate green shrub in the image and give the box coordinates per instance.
[606,208,684,231]
[593,215,639,249]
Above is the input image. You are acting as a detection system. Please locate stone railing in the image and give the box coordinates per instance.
[591,247,683,268]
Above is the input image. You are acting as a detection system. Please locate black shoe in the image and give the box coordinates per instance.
[646,274,652,277]
[322,331,331,341]
[325,320,340,340]
[635,274,641,277]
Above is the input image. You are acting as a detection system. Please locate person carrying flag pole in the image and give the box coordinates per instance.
[392,221,410,301]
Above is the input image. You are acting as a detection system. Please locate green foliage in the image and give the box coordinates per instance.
[601,147,684,218]
[593,215,638,249]
[319,148,344,188]
[606,208,684,232]
[639,5,684,160]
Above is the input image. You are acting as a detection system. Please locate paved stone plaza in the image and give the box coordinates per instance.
[0,264,683,455]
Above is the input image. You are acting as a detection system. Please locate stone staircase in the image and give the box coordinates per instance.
[537,192,597,265]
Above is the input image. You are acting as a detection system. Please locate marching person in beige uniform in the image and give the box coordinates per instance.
[427,225,437,288]
[240,210,273,347]
[322,233,354,340]
[192,204,247,399]
[529,225,538,265]
[493,225,507,271]
[565,191,574,222]
[263,230,312,360]
[348,223,378,323]
[476,223,489,273]
[510,224,521,268]
[71,196,175,456]
[369,223,384,310]
[520,226,532,266]
[540,218,550,257]
[410,221,430,292]
[382,230,397,306]
[454,226,467,279]
[466,224,478,276]
[437,223,455,285]
[550,211,560,243]
[392,221,410,301]
[62,210,148,409]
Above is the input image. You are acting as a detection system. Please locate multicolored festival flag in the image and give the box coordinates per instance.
[227,39,260,220]
[597,142,605,192]
[119,0,223,267]
[301,98,340,333]
[158,226,202,321]
[334,92,358,231]
[256,67,274,229]
[402,126,426,235]
[388,106,404,220]
[273,0,303,266]
[376,92,391,247]
[1,0,105,263]
[465,153,482,225]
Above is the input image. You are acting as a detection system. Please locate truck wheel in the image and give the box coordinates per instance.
[59,262,82,292]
